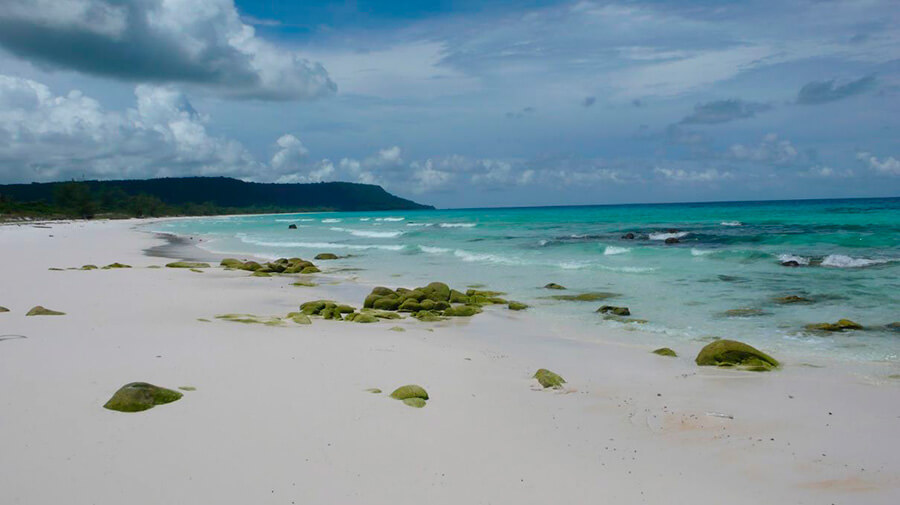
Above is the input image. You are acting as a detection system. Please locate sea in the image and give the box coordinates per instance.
[147,197,900,363]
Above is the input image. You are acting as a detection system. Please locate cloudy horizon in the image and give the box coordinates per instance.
[0,0,898,208]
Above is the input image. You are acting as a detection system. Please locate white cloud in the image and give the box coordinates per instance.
[728,134,799,165]
[857,152,900,175]
[653,167,731,182]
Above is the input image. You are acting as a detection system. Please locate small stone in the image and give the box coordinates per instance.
[26,305,65,316]
[103,382,183,412]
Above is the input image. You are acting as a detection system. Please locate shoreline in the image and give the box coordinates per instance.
[2,219,899,504]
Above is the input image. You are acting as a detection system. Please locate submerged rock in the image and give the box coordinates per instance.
[805,319,864,332]
[781,260,802,267]
[664,237,680,245]
[102,262,131,269]
[103,382,183,413]
[597,305,630,316]
[288,224,297,229]
[315,253,339,260]
[508,301,528,311]
[443,305,482,317]
[533,368,566,389]
[26,305,65,316]
[774,294,813,304]
[652,347,677,357]
[166,261,211,269]
[695,339,779,371]
[885,322,900,332]
[286,312,312,325]
[390,385,429,401]
[544,283,566,290]
[414,310,445,322]
[723,308,767,317]
[621,233,635,240]
[549,292,618,302]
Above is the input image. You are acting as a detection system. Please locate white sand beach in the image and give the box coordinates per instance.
[2,219,899,505]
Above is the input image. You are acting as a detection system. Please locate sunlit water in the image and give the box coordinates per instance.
[147,198,900,363]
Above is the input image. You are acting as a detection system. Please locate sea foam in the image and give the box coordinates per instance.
[603,246,631,255]
[330,227,404,238]
[821,254,893,268]
[649,231,689,240]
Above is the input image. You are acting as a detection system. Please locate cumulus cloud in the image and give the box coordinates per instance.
[680,99,772,124]
[856,152,900,175]
[796,75,875,105]
[0,0,335,101]
[653,167,731,182]
[727,134,799,165]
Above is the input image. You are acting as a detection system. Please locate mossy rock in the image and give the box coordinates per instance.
[533,368,566,388]
[178,386,196,391]
[220,258,244,268]
[239,261,262,271]
[264,262,286,273]
[315,253,339,260]
[26,305,65,316]
[402,290,427,302]
[346,312,378,323]
[365,388,382,394]
[419,299,436,311]
[544,283,566,290]
[420,282,451,302]
[361,309,403,320]
[549,292,618,302]
[695,339,779,371]
[251,271,271,277]
[300,266,321,274]
[390,384,429,400]
[597,305,630,316]
[466,289,505,297]
[292,281,318,287]
[48,267,64,271]
[414,310,445,322]
[300,300,335,315]
[0,306,9,313]
[652,347,677,357]
[336,304,356,314]
[774,295,813,304]
[443,305,482,317]
[398,299,423,312]
[81,264,98,270]
[102,262,131,269]
[286,312,312,325]
[805,319,864,332]
[402,398,427,408]
[103,382,183,413]
[371,286,398,296]
[389,326,406,332]
[373,296,401,311]
[723,308,767,317]
[215,314,284,326]
[166,261,211,269]
[449,289,468,303]
[508,301,528,311]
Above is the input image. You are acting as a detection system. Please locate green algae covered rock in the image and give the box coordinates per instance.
[652,347,677,357]
[389,326,406,332]
[443,305,482,317]
[220,258,244,268]
[286,312,312,325]
[251,271,271,277]
[544,283,566,290]
[533,368,566,388]
[300,266,321,274]
[215,314,285,326]
[102,262,131,269]
[315,253,339,260]
[0,306,9,313]
[597,305,630,316]
[348,312,378,323]
[361,309,402,320]
[26,305,65,316]
[466,288,505,298]
[398,299,423,312]
[695,339,779,371]
[373,296,401,311]
[81,264,98,270]
[508,301,528,311]
[415,310,445,322]
[166,261,211,269]
[805,319,864,332]
[549,292,618,302]
[420,282,451,302]
[402,397,427,408]
[103,382,183,413]
[774,295,813,304]
[390,384,429,401]
[292,280,318,287]
[239,261,263,271]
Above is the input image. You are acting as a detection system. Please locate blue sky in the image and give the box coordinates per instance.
[0,0,898,207]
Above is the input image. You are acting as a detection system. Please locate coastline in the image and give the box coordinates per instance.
[2,219,899,504]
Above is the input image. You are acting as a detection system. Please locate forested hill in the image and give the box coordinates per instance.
[0,177,433,219]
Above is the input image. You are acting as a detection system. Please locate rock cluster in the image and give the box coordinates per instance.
[361,282,512,321]
[221,257,320,274]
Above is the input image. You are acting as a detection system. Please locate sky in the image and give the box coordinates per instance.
[0,0,898,208]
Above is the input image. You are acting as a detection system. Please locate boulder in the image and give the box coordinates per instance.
[597,305,630,316]
[621,233,635,240]
[508,301,528,311]
[103,382,183,413]
[288,224,297,229]
[371,286,398,297]
[26,305,65,316]
[449,289,468,303]
[239,261,263,271]
[265,262,286,273]
[550,292,618,302]
[652,347,677,357]
[533,368,566,389]
[695,339,779,371]
[345,312,378,323]
[220,258,244,268]
[443,305,482,317]
[315,253,339,260]
[390,384,429,401]
[166,261,211,269]
[102,262,131,269]
[544,283,566,290]
[420,282,451,302]
[373,296,401,311]
[664,237,680,245]
[805,319,864,332]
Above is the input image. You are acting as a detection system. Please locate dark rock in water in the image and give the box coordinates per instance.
[652,348,677,357]
[781,260,801,267]
[695,339,779,372]
[621,233,635,240]
[288,224,297,229]
[666,228,680,233]
[549,292,618,302]
[315,253,339,260]
[544,283,566,290]
[533,368,566,388]
[723,308,767,318]
[885,322,900,332]
[664,237,680,245]
[597,305,630,316]
[103,382,183,412]
[805,319,864,332]
[774,295,813,304]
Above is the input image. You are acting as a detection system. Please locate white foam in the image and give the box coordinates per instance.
[453,249,521,265]
[439,223,477,228]
[376,217,405,222]
[321,218,342,223]
[420,246,452,254]
[821,254,892,268]
[359,218,371,221]
[330,227,404,238]
[691,248,716,256]
[603,246,630,255]
[649,231,689,240]
[237,236,403,251]
[720,221,742,227]
[778,254,810,265]
[406,223,433,227]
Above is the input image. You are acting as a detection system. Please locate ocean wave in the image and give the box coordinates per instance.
[691,248,717,256]
[439,223,477,228]
[649,231,689,240]
[321,218,342,223]
[419,245,452,254]
[237,236,404,251]
[598,265,656,273]
[453,249,519,265]
[329,227,404,238]
[406,223,434,227]
[603,246,631,255]
[821,254,894,268]
[376,217,405,222]
[359,218,371,221]
[720,221,743,227]
[778,254,810,266]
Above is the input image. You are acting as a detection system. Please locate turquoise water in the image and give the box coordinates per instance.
[148,198,900,362]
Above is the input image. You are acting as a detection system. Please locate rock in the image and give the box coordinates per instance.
[508,301,528,311]
[220,258,244,268]
[390,384,429,401]
[544,283,566,290]
[239,261,262,271]
[549,292,618,302]
[103,382,183,413]
[402,398,427,408]
[251,271,271,277]
[166,261,211,269]
[420,282,451,302]
[597,305,630,316]
[215,314,284,326]
[371,286,398,297]
[48,267,64,271]
[652,348,677,357]
[345,312,378,323]
[805,319,864,332]
[300,266,321,274]
[449,289,468,303]
[361,309,402,320]
[315,253,339,260]
[288,224,297,229]
[102,262,131,269]
[26,306,65,316]
[80,265,98,270]
[781,260,801,267]
[466,289,505,298]
[723,308,767,317]
[774,295,813,304]
[886,322,900,332]
[286,312,312,325]
[0,306,8,313]
[292,281,318,287]
[264,262,286,273]
[664,237,680,245]
[389,326,405,332]
[695,339,779,371]
[178,386,196,391]
[373,296,401,311]
[621,233,635,240]
[414,311,445,322]
[443,305,482,317]
[533,368,566,388]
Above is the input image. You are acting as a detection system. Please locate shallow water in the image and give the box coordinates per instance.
[147,198,900,362]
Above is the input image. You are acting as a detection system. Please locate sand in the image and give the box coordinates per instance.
[1,219,899,504]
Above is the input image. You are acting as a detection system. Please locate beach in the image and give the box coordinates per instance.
[2,218,899,504]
